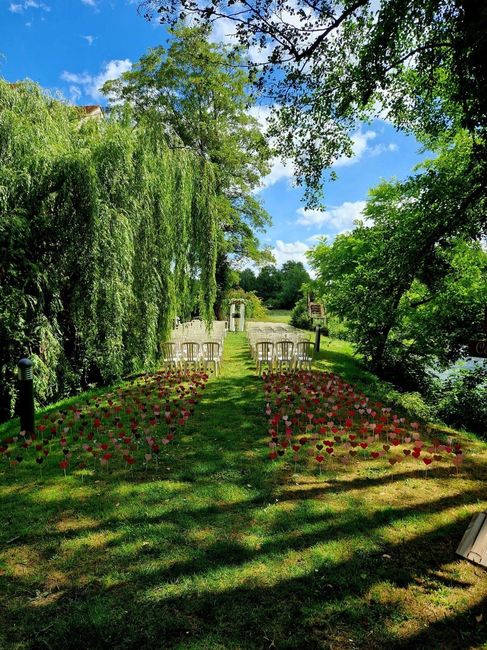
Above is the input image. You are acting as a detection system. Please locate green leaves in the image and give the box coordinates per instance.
[102,25,272,286]
[0,79,219,417]
[309,133,487,377]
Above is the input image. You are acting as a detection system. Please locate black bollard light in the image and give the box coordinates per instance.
[17,358,34,434]
[314,325,321,353]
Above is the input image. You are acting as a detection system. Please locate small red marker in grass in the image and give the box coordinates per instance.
[59,459,68,477]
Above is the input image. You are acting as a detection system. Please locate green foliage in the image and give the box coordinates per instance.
[290,297,313,330]
[142,1,487,207]
[0,80,218,418]
[223,288,267,320]
[238,268,257,293]
[275,261,310,309]
[387,390,436,423]
[435,364,487,437]
[326,314,351,341]
[244,261,311,309]
[103,25,272,313]
[309,134,487,373]
[253,265,282,305]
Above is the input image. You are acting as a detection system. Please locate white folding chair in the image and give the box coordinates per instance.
[255,341,274,375]
[275,340,294,370]
[180,341,201,370]
[161,341,180,369]
[295,340,313,370]
[202,341,221,375]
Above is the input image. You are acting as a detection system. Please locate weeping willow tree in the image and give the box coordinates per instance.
[0,80,218,419]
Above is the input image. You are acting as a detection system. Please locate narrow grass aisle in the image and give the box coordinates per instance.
[178,332,269,484]
[1,332,487,650]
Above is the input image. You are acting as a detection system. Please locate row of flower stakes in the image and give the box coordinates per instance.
[0,366,467,480]
[263,370,465,476]
[0,369,208,478]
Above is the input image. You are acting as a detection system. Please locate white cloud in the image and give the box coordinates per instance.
[297,200,367,229]
[261,157,296,189]
[333,130,376,167]
[81,0,97,5]
[61,59,132,102]
[369,142,398,156]
[81,35,95,46]
[9,0,50,11]
[272,239,310,267]
[68,85,82,102]
[306,234,325,244]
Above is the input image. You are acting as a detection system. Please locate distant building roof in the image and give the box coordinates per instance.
[80,105,103,118]
[77,105,104,123]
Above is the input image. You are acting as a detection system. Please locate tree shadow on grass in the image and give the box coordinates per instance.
[1,493,485,650]
[1,337,486,649]
[1,470,486,649]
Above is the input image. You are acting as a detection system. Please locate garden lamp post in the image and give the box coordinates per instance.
[17,358,34,434]
[314,324,321,353]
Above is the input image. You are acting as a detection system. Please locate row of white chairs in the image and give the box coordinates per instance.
[248,325,307,356]
[250,338,315,374]
[162,321,227,374]
[161,340,223,375]
[173,320,227,344]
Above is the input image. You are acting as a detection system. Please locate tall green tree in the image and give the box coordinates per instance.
[238,268,257,293]
[0,80,218,419]
[254,265,282,305]
[276,261,310,309]
[308,133,487,376]
[103,25,273,313]
[142,0,486,207]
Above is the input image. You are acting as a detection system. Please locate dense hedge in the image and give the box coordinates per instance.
[0,80,217,419]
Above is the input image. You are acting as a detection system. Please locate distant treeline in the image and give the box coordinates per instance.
[238,261,310,309]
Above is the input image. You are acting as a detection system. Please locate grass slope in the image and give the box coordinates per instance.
[1,334,486,650]
[259,309,292,324]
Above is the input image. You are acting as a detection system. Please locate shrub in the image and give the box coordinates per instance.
[290,297,313,330]
[387,390,436,422]
[223,288,268,320]
[435,364,487,436]
[327,314,352,340]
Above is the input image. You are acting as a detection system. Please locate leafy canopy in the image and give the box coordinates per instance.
[103,25,273,266]
[141,1,486,205]
[0,80,218,418]
[308,133,487,374]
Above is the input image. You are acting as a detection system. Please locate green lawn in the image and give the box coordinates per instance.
[258,309,292,323]
[1,334,486,649]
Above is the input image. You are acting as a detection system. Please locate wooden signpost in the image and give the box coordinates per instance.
[307,296,326,352]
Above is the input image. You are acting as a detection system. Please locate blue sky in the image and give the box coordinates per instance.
[1,0,426,270]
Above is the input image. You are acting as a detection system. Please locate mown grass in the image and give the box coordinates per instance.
[259,309,292,324]
[1,333,486,650]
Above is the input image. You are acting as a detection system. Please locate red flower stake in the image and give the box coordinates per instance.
[59,459,68,477]
[315,454,324,476]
